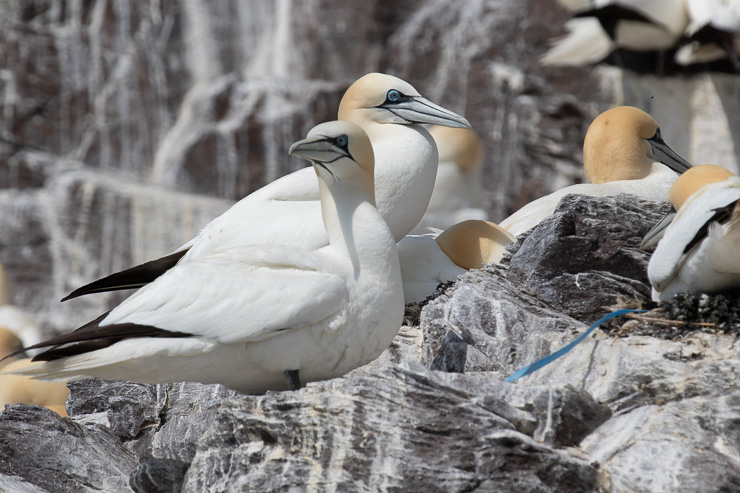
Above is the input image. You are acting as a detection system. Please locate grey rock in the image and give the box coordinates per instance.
[0,405,137,492]
[182,362,599,493]
[130,458,189,493]
[507,194,671,323]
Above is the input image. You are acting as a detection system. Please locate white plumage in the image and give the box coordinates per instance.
[13,121,404,394]
[398,220,515,303]
[648,165,740,301]
[64,73,470,300]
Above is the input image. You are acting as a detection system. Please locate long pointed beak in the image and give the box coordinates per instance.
[385,96,471,129]
[640,210,676,250]
[648,137,693,174]
[289,135,344,163]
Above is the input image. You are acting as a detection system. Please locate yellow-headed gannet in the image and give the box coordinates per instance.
[542,0,689,66]
[0,329,69,416]
[8,121,404,394]
[398,220,515,303]
[63,73,470,301]
[0,358,69,416]
[500,106,692,237]
[647,164,740,301]
[413,125,487,233]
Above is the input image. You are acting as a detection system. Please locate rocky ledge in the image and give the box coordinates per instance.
[2,194,739,492]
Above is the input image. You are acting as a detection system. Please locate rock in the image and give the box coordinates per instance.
[507,194,671,322]
[130,458,189,493]
[0,405,137,492]
[181,362,599,492]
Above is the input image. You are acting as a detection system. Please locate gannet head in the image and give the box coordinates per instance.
[435,220,516,269]
[669,164,735,210]
[583,106,692,184]
[289,120,375,199]
[428,125,483,173]
[338,73,471,129]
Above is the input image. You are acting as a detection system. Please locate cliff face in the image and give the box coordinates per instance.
[2,0,738,333]
[2,1,740,491]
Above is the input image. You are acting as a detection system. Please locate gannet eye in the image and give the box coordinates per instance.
[386,89,401,103]
[334,135,348,148]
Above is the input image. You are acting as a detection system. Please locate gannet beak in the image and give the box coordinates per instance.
[289,135,348,164]
[382,96,471,129]
[640,210,676,250]
[647,133,693,174]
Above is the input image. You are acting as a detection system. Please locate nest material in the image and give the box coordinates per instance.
[603,291,740,340]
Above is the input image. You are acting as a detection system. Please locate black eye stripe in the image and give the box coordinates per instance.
[383,89,413,105]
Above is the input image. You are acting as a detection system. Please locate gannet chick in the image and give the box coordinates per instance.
[8,121,403,394]
[63,73,470,301]
[398,220,515,303]
[413,126,487,233]
[647,165,740,301]
[500,106,692,237]
[542,0,689,66]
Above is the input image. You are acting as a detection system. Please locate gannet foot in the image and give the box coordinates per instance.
[284,369,302,391]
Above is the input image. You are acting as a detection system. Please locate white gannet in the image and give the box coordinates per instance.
[413,125,487,233]
[542,0,689,66]
[8,121,404,394]
[500,106,692,237]
[647,164,740,301]
[675,0,740,67]
[398,220,515,303]
[63,73,469,301]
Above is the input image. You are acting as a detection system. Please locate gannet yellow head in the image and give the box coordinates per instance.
[669,164,736,210]
[428,126,483,173]
[289,120,375,200]
[338,73,471,129]
[583,106,692,184]
[435,220,516,270]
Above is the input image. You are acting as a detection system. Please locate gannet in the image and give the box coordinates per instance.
[63,73,470,301]
[0,358,70,416]
[500,106,692,237]
[8,121,404,394]
[398,220,515,303]
[413,125,487,233]
[647,165,740,301]
[0,329,68,416]
[542,0,689,66]
[675,0,740,67]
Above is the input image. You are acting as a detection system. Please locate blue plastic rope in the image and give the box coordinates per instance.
[505,308,647,383]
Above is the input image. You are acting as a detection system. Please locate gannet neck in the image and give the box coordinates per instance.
[368,122,438,242]
[583,106,659,183]
[669,164,735,210]
[436,220,516,269]
[290,121,394,273]
[429,126,483,173]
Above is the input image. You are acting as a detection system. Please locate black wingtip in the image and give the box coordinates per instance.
[60,249,189,302]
